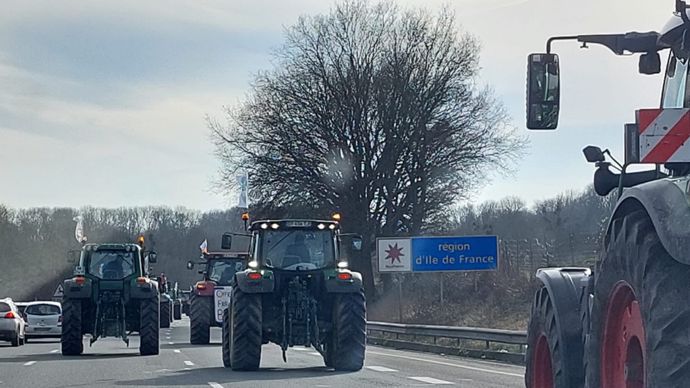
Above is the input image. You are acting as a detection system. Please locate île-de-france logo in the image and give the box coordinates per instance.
[385,243,405,265]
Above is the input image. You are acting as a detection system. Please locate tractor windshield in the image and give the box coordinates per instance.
[259,230,335,270]
[87,250,136,280]
[207,260,245,286]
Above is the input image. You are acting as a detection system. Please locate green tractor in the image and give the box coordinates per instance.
[61,239,160,356]
[186,252,246,344]
[220,218,366,371]
[525,2,690,387]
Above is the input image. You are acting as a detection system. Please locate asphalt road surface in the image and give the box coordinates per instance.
[0,317,525,387]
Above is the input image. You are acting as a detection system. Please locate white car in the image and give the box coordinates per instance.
[0,298,26,346]
[24,301,62,341]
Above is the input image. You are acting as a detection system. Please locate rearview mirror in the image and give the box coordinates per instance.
[186,261,194,270]
[526,53,560,130]
[221,233,233,250]
[148,252,158,264]
[583,145,606,163]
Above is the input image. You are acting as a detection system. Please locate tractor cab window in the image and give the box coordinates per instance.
[208,260,244,286]
[662,53,690,108]
[88,251,136,280]
[260,230,335,270]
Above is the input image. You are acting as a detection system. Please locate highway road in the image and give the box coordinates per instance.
[0,317,525,387]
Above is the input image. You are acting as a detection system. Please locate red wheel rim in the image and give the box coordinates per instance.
[602,281,646,388]
[532,333,554,388]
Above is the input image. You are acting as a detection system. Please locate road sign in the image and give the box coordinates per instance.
[53,283,64,298]
[377,235,499,273]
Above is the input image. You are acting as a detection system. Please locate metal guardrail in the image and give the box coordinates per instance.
[367,321,527,345]
[366,321,528,364]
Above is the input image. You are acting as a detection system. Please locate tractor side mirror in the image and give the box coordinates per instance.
[583,145,606,163]
[148,252,158,264]
[186,261,194,270]
[351,235,363,251]
[221,233,233,250]
[526,53,560,130]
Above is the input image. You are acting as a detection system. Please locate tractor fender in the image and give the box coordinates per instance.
[235,271,275,293]
[62,277,92,299]
[325,270,363,293]
[534,267,592,371]
[192,281,216,297]
[609,177,690,265]
[130,279,158,299]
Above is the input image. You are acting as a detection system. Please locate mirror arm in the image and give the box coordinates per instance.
[547,33,660,55]
[546,35,580,53]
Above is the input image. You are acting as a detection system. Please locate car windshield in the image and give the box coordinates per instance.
[88,250,136,279]
[26,304,60,316]
[260,230,335,270]
[208,260,245,286]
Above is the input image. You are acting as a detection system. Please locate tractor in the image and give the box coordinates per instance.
[220,217,366,371]
[157,273,173,328]
[171,281,183,320]
[525,2,690,387]
[186,251,247,344]
[61,238,160,356]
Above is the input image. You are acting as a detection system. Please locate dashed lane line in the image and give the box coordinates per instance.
[50,349,59,353]
[366,366,398,372]
[184,361,195,366]
[174,349,181,353]
[367,350,523,378]
[23,361,37,366]
[208,383,224,388]
[409,377,454,385]
[168,342,175,345]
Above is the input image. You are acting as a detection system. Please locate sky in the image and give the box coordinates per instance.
[0,0,674,211]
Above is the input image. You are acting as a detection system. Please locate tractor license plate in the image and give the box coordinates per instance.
[214,287,233,324]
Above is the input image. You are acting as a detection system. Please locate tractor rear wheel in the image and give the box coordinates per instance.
[139,297,160,356]
[61,299,84,355]
[173,301,182,320]
[331,289,366,371]
[229,288,262,371]
[159,301,171,329]
[189,294,211,344]
[585,210,690,388]
[221,307,231,368]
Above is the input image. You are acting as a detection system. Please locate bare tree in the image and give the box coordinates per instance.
[210,1,525,296]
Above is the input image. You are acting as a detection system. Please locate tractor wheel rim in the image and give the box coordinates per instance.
[602,281,646,388]
[532,334,554,388]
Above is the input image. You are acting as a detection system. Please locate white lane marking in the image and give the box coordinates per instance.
[308,352,321,356]
[174,349,181,353]
[366,365,398,372]
[184,360,195,366]
[367,351,523,378]
[291,347,310,351]
[23,361,37,366]
[208,383,224,388]
[168,342,174,345]
[409,377,454,385]
[50,349,59,353]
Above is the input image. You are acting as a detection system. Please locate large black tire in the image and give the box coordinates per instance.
[173,301,182,320]
[61,299,84,355]
[160,301,171,329]
[331,289,366,371]
[189,294,212,345]
[139,297,160,356]
[525,286,575,388]
[221,307,231,368]
[585,210,690,388]
[229,288,262,371]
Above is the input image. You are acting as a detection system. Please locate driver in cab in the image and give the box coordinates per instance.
[283,232,311,267]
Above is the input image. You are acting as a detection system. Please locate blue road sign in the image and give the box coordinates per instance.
[411,235,498,272]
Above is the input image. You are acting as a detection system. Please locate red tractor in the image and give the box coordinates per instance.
[524,2,690,387]
[186,252,246,344]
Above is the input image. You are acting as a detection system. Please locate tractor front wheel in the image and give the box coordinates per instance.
[189,294,212,345]
[159,301,171,329]
[330,289,366,371]
[139,297,160,355]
